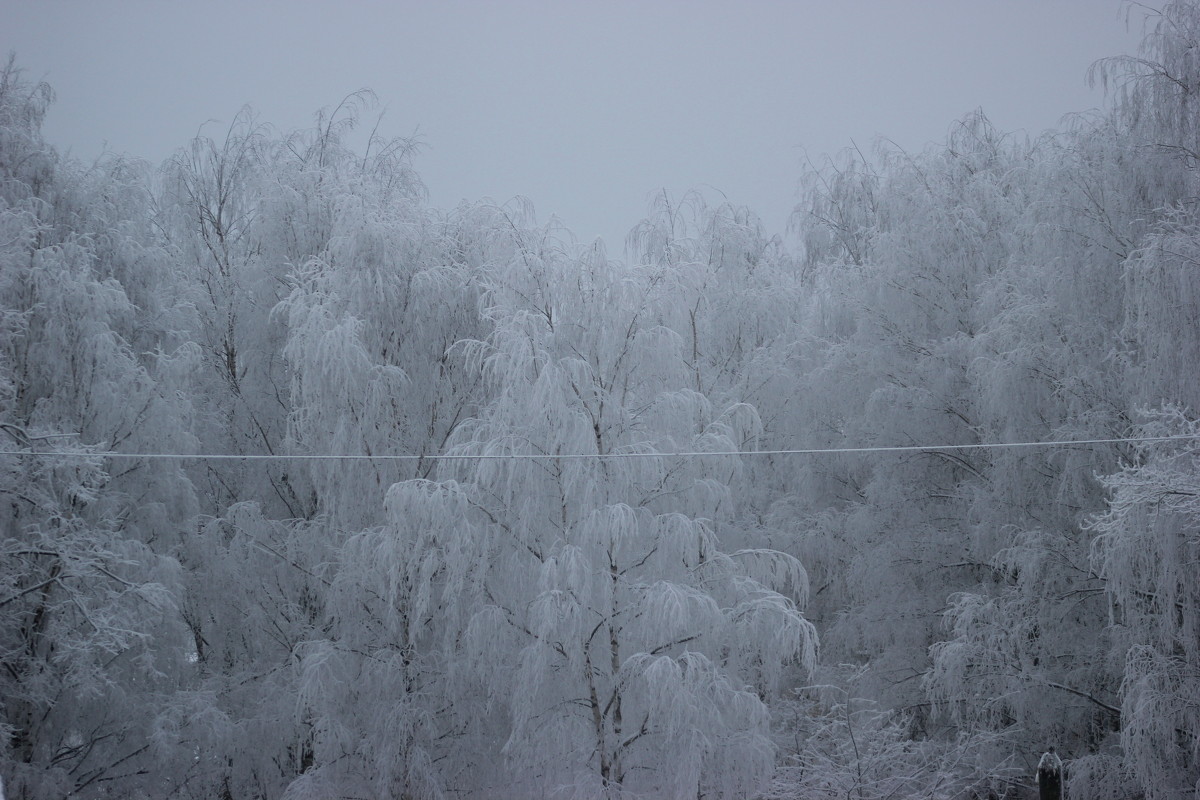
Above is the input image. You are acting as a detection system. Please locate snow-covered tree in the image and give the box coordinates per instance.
[1086,409,1200,799]
[306,219,817,798]
[0,58,196,799]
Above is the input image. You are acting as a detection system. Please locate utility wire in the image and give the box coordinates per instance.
[1,433,1197,462]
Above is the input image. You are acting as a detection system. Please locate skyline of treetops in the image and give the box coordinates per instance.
[3,3,1200,798]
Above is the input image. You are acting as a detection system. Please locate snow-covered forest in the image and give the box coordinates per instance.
[3,3,1200,798]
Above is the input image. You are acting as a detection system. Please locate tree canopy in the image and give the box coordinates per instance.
[4,4,1200,797]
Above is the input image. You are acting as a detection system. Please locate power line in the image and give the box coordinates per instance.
[1,433,1197,462]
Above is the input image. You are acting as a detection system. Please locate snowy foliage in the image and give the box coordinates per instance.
[1086,409,1200,798]
[5,3,1200,796]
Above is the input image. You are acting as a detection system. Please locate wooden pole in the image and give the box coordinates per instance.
[1037,747,1063,800]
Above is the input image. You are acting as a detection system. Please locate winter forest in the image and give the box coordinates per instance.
[3,3,1200,799]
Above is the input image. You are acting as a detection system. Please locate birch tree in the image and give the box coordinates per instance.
[429,227,816,798]
[0,59,196,799]
[159,107,310,520]
[1080,410,1200,799]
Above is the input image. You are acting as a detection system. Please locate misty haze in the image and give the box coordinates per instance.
[1,2,1198,799]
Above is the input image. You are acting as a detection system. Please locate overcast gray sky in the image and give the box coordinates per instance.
[4,1,1152,252]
